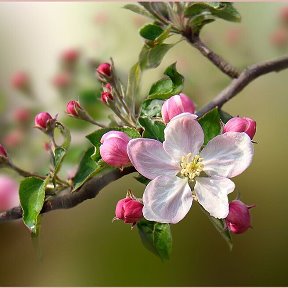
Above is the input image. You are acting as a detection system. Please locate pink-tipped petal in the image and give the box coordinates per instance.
[127,139,179,180]
[163,113,204,162]
[200,132,254,178]
[194,177,235,219]
[143,176,192,224]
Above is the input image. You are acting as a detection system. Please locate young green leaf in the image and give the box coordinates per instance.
[139,24,164,41]
[138,117,165,142]
[219,109,233,124]
[198,107,221,145]
[137,219,172,261]
[134,174,151,186]
[19,176,50,234]
[53,147,66,175]
[123,4,154,19]
[140,99,164,118]
[148,63,184,99]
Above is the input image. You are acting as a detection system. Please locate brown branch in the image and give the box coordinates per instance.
[197,55,288,117]
[184,34,240,79]
[0,166,136,222]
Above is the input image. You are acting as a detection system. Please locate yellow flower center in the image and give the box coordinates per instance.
[180,153,204,181]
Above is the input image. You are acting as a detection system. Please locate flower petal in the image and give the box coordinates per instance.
[163,113,204,162]
[127,138,179,180]
[194,177,235,219]
[200,132,254,178]
[143,176,193,224]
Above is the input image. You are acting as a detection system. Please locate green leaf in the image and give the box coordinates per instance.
[148,63,184,100]
[19,176,50,234]
[140,99,164,118]
[134,174,151,185]
[138,117,165,142]
[53,147,66,175]
[140,24,164,41]
[139,43,174,70]
[123,4,154,19]
[137,219,172,260]
[72,147,108,191]
[219,109,233,124]
[86,127,141,162]
[198,107,221,145]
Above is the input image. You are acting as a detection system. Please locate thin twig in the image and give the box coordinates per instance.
[197,55,288,117]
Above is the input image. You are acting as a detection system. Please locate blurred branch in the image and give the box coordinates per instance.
[184,34,240,79]
[197,55,288,117]
[0,166,136,222]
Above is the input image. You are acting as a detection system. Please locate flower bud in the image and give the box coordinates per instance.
[280,7,288,24]
[96,63,111,77]
[270,28,288,48]
[0,175,20,212]
[52,72,71,88]
[3,130,24,148]
[61,49,79,63]
[105,83,112,92]
[161,93,196,124]
[0,144,8,158]
[14,108,30,123]
[223,117,256,139]
[115,196,143,224]
[10,71,30,90]
[101,91,113,104]
[34,112,53,129]
[100,131,131,167]
[66,100,81,117]
[225,200,255,234]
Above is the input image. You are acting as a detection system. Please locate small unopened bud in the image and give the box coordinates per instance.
[0,175,20,212]
[270,28,288,48]
[280,7,288,24]
[115,195,143,224]
[100,131,131,168]
[10,71,30,91]
[101,91,113,104]
[225,200,255,234]
[61,49,79,63]
[97,63,111,77]
[52,72,71,88]
[223,117,256,139]
[34,112,53,130]
[0,144,8,158]
[3,130,24,148]
[161,93,196,124]
[104,83,112,92]
[66,100,81,117]
[14,108,30,123]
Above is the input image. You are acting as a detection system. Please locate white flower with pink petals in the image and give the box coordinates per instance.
[127,113,254,224]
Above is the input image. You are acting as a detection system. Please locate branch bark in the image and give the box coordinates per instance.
[0,166,136,222]
[197,55,288,117]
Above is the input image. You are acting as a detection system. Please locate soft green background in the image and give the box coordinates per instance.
[0,2,288,286]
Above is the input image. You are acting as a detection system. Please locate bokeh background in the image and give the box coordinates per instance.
[0,2,288,286]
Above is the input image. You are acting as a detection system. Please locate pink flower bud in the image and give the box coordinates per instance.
[105,83,112,92]
[96,63,111,77]
[34,112,53,129]
[100,131,131,167]
[161,93,196,124]
[0,144,8,158]
[52,72,71,88]
[0,175,20,211]
[223,117,256,139]
[101,91,113,104]
[280,7,288,24]
[115,197,143,224]
[270,28,288,48]
[66,100,81,117]
[10,71,29,90]
[14,108,30,123]
[225,200,255,234]
[61,49,79,63]
[3,130,24,148]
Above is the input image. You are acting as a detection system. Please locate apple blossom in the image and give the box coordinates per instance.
[0,175,19,212]
[128,113,254,224]
[223,117,256,139]
[161,93,196,124]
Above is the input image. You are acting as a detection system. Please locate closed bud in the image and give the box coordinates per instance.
[10,71,30,91]
[61,49,79,63]
[0,175,20,212]
[225,200,255,234]
[223,116,256,139]
[270,28,288,48]
[66,100,81,117]
[115,195,143,224]
[161,93,196,124]
[14,108,30,123]
[0,144,8,158]
[280,7,288,24]
[101,91,113,104]
[34,112,53,130]
[96,63,111,77]
[100,131,130,167]
[52,72,71,88]
[105,83,112,92]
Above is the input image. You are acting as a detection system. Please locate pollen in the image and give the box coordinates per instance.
[180,153,204,181]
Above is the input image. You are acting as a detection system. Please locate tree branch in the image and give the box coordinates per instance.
[184,34,240,79]
[197,55,288,117]
[0,166,136,222]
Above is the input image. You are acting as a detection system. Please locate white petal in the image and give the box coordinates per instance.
[143,176,193,224]
[194,177,235,219]
[163,113,204,161]
[200,132,254,178]
[127,138,179,180]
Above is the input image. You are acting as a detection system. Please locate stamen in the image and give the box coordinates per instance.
[180,153,204,181]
